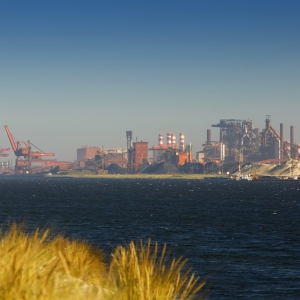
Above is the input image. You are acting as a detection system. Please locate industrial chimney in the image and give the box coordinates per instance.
[290,125,295,157]
[167,133,172,146]
[207,129,211,144]
[158,134,163,146]
[280,123,283,159]
[171,134,176,146]
[180,133,185,151]
[290,126,294,145]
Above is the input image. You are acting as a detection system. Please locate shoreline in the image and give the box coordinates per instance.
[44,173,300,180]
[45,173,224,179]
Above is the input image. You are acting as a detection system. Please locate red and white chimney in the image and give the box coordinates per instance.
[167,133,172,146]
[180,133,185,151]
[159,134,163,146]
[171,134,176,146]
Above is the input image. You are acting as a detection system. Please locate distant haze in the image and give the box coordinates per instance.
[0,0,299,161]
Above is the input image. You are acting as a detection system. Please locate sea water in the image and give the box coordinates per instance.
[0,177,299,299]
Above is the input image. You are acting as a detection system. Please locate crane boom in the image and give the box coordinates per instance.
[4,125,17,153]
[31,152,55,158]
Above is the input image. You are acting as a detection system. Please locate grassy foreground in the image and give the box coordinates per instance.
[0,225,206,300]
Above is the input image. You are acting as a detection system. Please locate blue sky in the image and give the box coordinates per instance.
[0,0,299,161]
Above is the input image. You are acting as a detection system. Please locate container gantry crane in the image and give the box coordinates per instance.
[4,125,55,174]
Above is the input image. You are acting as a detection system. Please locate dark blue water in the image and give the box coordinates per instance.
[0,177,299,299]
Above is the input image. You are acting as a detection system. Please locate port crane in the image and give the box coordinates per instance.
[4,125,55,174]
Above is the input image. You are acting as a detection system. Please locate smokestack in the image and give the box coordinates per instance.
[290,126,294,145]
[207,129,211,144]
[290,126,295,157]
[180,133,185,151]
[171,134,176,146]
[159,134,163,146]
[280,123,283,159]
[167,133,172,146]
[280,123,284,143]
[219,130,224,144]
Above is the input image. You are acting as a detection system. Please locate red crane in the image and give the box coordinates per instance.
[4,125,55,174]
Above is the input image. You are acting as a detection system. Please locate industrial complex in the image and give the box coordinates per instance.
[1,115,299,176]
[203,115,300,164]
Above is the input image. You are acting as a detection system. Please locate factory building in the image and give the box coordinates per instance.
[150,133,192,166]
[202,116,300,163]
[77,146,101,162]
[126,131,149,172]
[151,133,183,162]
[210,119,261,162]
[256,116,299,161]
[95,149,128,169]
[77,146,127,169]
[132,141,148,172]
[196,151,205,163]
[76,118,299,175]
[178,153,189,165]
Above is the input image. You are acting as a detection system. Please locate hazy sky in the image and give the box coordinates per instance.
[1,0,299,161]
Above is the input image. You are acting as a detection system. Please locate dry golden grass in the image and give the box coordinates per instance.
[0,225,206,300]
[48,235,106,285]
[0,224,106,299]
[106,240,206,300]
